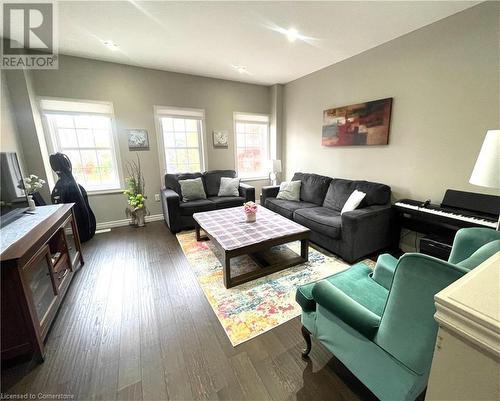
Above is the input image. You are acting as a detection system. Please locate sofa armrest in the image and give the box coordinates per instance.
[341,204,398,263]
[372,253,399,290]
[239,183,255,203]
[261,185,280,206]
[312,280,381,338]
[161,188,182,233]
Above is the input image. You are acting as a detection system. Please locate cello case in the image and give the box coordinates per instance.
[50,153,96,242]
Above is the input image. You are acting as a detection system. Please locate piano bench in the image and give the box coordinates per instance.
[420,235,452,261]
[372,254,398,290]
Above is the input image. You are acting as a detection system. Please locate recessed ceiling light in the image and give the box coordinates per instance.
[103,40,119,51]
[231,64,249,74]
[286,28,299,43]
[268,25,316,45]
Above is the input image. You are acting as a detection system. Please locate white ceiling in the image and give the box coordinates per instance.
[57,1,480,85]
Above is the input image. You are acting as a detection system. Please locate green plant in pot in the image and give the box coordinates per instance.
[123,155,149,227]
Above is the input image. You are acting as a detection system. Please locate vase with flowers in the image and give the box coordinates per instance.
[243,201,258,223]
[123,155,149,227]
[21,174,46,211]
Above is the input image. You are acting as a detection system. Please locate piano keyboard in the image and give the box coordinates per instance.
[395,202,498,229]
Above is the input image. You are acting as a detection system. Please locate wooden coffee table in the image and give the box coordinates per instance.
[193,206,310,288]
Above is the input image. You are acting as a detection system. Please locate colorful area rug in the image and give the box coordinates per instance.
[177,231,373,346]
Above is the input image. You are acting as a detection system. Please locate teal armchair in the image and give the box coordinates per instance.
[296,227,500,401]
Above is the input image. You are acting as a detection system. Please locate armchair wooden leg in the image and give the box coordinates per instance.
[301,325,312,359]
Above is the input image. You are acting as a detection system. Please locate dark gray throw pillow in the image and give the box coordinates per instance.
[179,177,207,202]
[323,179,355,211]
[291,172,332,204]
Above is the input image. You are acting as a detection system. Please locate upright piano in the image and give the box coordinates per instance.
[394,189,499,259]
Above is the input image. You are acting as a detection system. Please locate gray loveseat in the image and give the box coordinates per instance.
[161,169,255,233]
[261,172,398,263]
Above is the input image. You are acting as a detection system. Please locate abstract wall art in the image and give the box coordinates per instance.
[322,98,393,146]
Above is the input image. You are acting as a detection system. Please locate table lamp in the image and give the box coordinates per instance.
[269,159,282,186]
[469,129,500,230]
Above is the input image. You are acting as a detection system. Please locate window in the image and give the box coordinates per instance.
[234,112,270,179]
[155,107,205,174]
[40,98,122,192]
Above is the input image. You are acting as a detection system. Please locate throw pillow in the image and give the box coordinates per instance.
[341,190,366,214]
[179,177,207,202]
[276,181,301,201]
[218,177,240,197]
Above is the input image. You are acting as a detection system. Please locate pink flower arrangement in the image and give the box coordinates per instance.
[243,201,258,215]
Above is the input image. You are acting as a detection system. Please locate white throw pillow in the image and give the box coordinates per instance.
[341,190,366,214]
[276,180,301,201]
[218,177,240,197]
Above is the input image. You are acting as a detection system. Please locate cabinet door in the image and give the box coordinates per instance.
[22,246,58,330]
[53,255,71,291]
[64,217,82,270]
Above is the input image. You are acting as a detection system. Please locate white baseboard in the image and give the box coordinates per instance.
[96,213,164,230]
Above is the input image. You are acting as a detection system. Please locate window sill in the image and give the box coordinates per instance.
[240,177,269,182]
[86,189,124,196]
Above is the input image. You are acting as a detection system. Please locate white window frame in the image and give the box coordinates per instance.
[154,105,207,179]
[38,96,124,194]
[233,112,270,181]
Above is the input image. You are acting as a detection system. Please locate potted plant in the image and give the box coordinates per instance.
[123,155,149,227]
[22,174,45,211]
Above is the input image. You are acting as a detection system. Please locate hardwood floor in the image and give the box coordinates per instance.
[1,222,377,401]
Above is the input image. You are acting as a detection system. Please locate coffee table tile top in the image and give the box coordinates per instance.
[193,206,309,251]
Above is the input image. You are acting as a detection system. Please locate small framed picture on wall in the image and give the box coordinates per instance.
[127,129,149,150]
[213,130,229,148]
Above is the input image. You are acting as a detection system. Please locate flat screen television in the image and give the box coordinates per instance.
[0,152,29,227]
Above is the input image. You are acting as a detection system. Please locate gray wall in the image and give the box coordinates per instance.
[5,70,53,200]
[283,2,500,203]
[3,2,497,227]
[1,71,24,168]
[28,55,271,223]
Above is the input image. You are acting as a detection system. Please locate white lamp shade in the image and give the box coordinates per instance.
[270,160,281,173]
[469,130,500,189]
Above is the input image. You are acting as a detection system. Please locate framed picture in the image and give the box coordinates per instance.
[127,129,149,150]
[322,98,393,146]
[213,130,229,148]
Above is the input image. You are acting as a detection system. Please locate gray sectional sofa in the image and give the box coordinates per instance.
[261,172,398,263]
[161,169,255,233]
